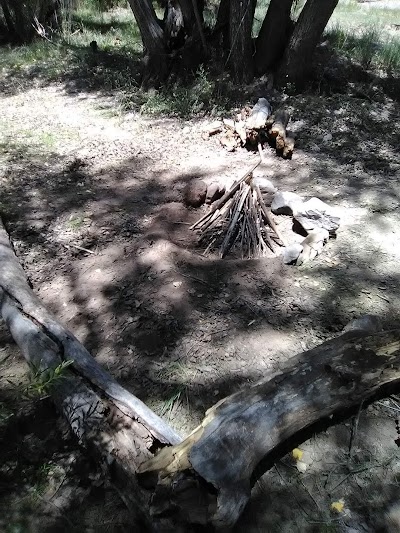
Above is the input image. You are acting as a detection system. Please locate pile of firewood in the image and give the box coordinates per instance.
[203,98,295,159]
[190,162,285,259]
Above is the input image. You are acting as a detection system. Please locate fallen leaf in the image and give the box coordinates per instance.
[292,448,304,461]
[331,500,345,513]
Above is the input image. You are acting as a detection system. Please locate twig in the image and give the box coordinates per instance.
[254,184,285,246]
[220,183,250,258]
[62,243,95,254]
[376,293,390,303]
[190,159,261,230]
[172,270,210,287]
[349,400,363,456]
[329,462,387,493]
[376,401,400,413]
[389,396,400,411]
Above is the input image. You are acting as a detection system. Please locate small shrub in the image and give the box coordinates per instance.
[24,360,74,399]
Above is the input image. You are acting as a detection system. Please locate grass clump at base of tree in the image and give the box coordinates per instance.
[0,0,399,117]
[0,3,234,118]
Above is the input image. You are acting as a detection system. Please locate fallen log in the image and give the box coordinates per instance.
[2,216,400,531]
[0,216,180,529]
[139,328,400,529]
[282,134,295,159]
[269,109,290,139]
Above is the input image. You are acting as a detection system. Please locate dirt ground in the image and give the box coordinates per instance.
[1,73,400,532]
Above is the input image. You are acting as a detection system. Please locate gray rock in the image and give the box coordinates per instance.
[271,191,303,215]
[294,209,340,235]
[206,182,226,204]
[283,243,303,264]
[343,314,382,334]
[252,176,277,193]
[294,197,340,235]
[297,228,329,265]
[183,180,207,208]
[302,197,335,215]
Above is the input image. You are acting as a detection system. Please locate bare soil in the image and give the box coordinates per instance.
[1,79,400,532]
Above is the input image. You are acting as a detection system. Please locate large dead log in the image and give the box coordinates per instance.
[2,215,400,531]
[139,328,400,529]
[0,217,180,529]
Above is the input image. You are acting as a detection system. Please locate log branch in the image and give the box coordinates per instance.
[140,329,400,528]
[0,216,181,529]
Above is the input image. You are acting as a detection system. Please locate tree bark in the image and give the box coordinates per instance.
[0,0,16,37]
[214,0,230,53]
[228,0,257,83]
[126,0,168,86]
[255,0,294,74]
[277,0,339,86]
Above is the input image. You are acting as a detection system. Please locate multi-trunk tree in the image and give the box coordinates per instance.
[128,0,339,86]
[0,0,339,87]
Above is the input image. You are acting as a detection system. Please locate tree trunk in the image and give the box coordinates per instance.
[214,0,230,55]
[228,0,256,83]
[0,0,16,37]
[277,0,339,86]
[254,0,294,74]
[127,0,168,86]
[0,216,180,528]
[2,215,400,530]
[127,0,206,86]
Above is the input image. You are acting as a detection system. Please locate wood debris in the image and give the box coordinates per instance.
[191,160,284,259]
[203,98,295,159]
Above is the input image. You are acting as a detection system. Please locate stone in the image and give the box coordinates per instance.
[343,314,382,334]
[283,243,303,264]
[271,191,303,215]
[294,198,340,235]
[294,210,340,235]
[252,176,277,193]
[301,197,336,215]
[183,180,207,208]
[297,228,329,265]
[206,182,226,204]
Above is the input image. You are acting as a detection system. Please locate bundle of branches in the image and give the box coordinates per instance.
[204,99,295,159]
[191,162,284,259]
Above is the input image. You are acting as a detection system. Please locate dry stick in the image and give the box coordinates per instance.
[252,190,266,257]
[241,196,252,259]
[257,204,275,253]
[249,194,257,258]
[190,159,261,230]
[62,243,95,254]
[254,185,285,246]
[349,400,364,457]
[220,184,250,258]
[200,196,235,233]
